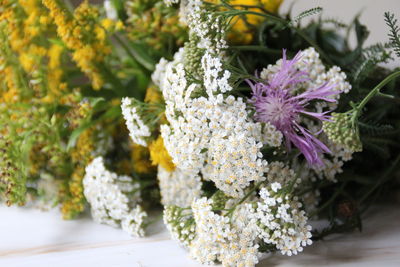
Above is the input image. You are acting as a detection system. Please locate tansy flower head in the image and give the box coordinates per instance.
[249,50,340,166]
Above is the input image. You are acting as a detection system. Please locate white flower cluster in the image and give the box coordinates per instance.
[164,205,196,247]
[157,166,202,207]
[83,157,147,237]
[303,119,354,182]
[159,52,269,197]
[155,2,280,197]
[251,183,313,256]
[153,2,314,264]
[181,0,227,54]
[190,198,260,267]
[267,161,301,187]
[121,97,151,147]
[261,122,283,147]
[314,140,353,181]
[151,58,169,87]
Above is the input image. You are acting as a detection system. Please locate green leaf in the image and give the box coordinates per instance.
[355,18,369,48]
[290,7,323,25]
[66,103,121,151]
[100,105,122,120]
[67,121,95,151]
[48,38,66,47]
[129,42,156,71]
[88,97,105,107]
[384,12,400,57]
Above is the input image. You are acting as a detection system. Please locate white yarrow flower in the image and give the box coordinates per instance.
[157,166,202,207]
[83,157,147,237]
[251,184,313,256]
[121,97,151,147]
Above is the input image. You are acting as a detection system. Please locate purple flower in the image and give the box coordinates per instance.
[249,50,340,166]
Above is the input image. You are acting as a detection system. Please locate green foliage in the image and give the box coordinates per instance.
[351,43,393,84]
[290,7,323,25]
[358,121,395,137]
[384,12,400,57]
[0,136,27,206]
[0,103,69,205]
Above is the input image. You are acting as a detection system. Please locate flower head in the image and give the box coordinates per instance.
[249,50,340,166]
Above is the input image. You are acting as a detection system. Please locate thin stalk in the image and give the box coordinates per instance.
[113,34,140,67]
[353,70,400,120]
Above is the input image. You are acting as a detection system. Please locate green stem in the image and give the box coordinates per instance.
[114,35,154,71]
[353,70,400,120]
[376,92,395,99]
[113,34,140,68]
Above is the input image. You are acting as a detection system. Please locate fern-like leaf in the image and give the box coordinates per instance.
[351,43,393,84]
[384,12,400,57]
[359,121,395,137]
[290,7,323,25]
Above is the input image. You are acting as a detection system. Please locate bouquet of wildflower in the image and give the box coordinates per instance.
[1,0,400,266]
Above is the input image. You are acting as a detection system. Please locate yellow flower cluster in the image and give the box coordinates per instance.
[143,86,174,172]
[228,0,283,44]
[61,128,95,219]
[60,166,86,219]
[125,0,187,50]
[44,43,68,103]
[149,136,175,172]
[131,143,155,174]
[42,0,112,90]
[0,0,69,102]
[145,85,163,104]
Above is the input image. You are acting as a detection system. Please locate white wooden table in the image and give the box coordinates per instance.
[1,204,399,267]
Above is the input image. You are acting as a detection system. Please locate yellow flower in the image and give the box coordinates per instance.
[94,25,106,42]
[262,0,283,13]
[149,136,175,172]
[131,143,155,174]
[39,15,51,25]
[144,86,163,104]
[2,67,18,97]
[101,18,114,30]
[228,0,284,44]
[60,167,85,220]
[1,87,19,104]
[19,52,36,73]
[42,0,111,90]
[48,44,63,69]
[62,128,95,219]
[115,20,124,31]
